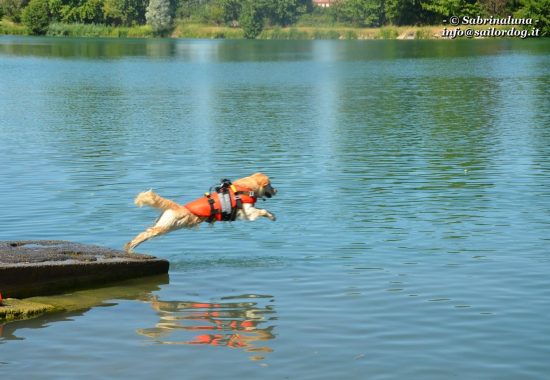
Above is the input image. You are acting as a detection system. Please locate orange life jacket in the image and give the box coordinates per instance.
[184,184,256,222]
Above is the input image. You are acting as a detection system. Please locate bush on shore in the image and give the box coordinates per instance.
[21,0,49,35]
[46,22,153,37]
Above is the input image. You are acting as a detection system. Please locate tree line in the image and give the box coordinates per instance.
[1,0,547,37]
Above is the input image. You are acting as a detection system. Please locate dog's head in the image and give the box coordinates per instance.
[234,173,277,199]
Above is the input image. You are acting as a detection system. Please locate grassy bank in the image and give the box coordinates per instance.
[2,20,526,40]
[0,19,153,38]
[261,25,441,40]
[172,23,245,39]
[1,18,445,39]
[172,23,443,40]
[47,22,154,38]
[0,18,28,35]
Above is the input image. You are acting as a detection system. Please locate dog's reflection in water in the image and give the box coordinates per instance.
[137,294,276,361]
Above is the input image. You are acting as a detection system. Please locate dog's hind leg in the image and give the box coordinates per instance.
[124,207,203,252]
[124,226,169,252]
[125,209,191,252]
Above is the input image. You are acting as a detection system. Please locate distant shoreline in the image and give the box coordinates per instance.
[1,20,543,40]
[0,21,494,40]
[171,24,446,40]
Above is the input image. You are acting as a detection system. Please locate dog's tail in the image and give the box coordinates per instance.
[134,190,180,211]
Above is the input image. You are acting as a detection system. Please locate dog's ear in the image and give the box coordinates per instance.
[251,173,270,187]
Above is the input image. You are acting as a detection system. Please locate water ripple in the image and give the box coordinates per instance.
[1,38,550,380]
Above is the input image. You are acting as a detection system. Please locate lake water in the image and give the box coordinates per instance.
[1,36,549,379]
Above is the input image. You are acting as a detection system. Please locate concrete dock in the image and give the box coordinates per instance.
[0,240,169,299]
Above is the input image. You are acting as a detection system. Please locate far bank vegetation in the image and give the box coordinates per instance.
[0,0,548,38]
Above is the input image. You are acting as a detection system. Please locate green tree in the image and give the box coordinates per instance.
[218,0,241,24]
[198,2,224,24]
[48,0,62,20]
[268,0,308,26]
[22,0,50,34]
[146,0,173,34]
[218,0,310,28]
[239,0,263,38]
[479,0,507,15]
[0,0,28,22]
[386,0,431,25]
[332,0,385,27]
[176,0,204,20]
[103,0,147,26]
[77,0,104,22]
[421,0,481,21]
[102,0,124,24]
[59,0,104,23]
[515,0,549,36]
[365,0,386,26]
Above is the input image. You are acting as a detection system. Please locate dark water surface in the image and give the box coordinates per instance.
[1,36,550,379]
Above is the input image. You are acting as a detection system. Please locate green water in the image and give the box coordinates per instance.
[1,36,550,379]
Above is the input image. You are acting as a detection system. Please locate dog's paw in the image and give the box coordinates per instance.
[268,212,277,221]
[123,242,135,253]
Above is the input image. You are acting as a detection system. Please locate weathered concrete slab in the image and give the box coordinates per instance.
[0,240,169,298]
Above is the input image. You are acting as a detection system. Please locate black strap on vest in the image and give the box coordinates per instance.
[205,193,217,224]
[205,178,242,223]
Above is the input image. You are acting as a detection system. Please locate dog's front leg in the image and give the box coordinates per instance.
[239,203,276,221]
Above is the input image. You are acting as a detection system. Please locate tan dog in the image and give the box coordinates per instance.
[125,173,277,252]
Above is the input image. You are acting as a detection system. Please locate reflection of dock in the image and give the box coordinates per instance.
[138,294,277,361]
[0,274,168,340]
